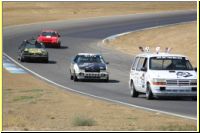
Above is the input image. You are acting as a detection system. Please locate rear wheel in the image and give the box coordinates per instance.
[130,81,139,97]
[146,83,154,100]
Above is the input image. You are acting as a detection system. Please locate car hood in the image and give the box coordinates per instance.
[78,63,106,70]
[148,70,197,80]
[25,48,47,54]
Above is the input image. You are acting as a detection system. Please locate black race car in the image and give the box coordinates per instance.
[18,38,48,63]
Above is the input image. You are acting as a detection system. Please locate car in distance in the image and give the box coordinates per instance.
[18,38,48,63]
[70,53,109,82]
[37,30,61,48]
[129,47,197,100]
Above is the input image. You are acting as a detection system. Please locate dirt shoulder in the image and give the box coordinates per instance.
[105,22,197,67]
[2,2,197,131]
[3,2,196,27]
[3,69,197,131]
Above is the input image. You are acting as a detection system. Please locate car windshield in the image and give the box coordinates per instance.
[25,41,45,49]
[76,55,104,64]
[149,56,193,70]
[41,32,57,37]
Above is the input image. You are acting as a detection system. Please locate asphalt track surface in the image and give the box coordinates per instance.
[3,10,197,119]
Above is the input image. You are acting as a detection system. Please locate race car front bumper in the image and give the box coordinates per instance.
[151,85,197,97]
[23,54,48,61]
[76,72,109,80]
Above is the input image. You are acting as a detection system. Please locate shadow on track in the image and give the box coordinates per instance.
[45,46,68,49]
[78,79,120,83]
[138,95,197,101]
[22,60,57,64]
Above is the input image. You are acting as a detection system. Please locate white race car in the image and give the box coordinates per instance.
[70,53,109,82]
[129,47,197,100]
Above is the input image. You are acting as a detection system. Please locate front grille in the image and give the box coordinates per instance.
[166,80,195,86]
[85,68,100,72]
[85,73,101,79]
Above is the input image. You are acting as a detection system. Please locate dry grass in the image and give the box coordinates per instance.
[3,2,196,26]
[105,22,197,67]
[3,69,197,131]
[2,1,197,131]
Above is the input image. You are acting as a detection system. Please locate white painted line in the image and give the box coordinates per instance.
[3,53,197,120]
[3,56,27,74]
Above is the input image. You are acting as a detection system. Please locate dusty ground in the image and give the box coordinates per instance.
[2,2,197,131]
[105,22,197,67]
[3,2,196,26]
[3,70,197,131]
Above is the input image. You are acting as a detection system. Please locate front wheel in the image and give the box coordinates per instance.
[19,55,25,62]
[57,42,61,48]
[130,81,139,97]
[192,96,197,101]
[44,57,48,63]
[73,72,78,82]
[146,83,154,100]
[104,76,109,82]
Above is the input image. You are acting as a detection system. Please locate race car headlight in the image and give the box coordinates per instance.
[42,51,48,55]
[152,79,166,86]
[190,79,197,85]
[100,66,106,70]
[23,49,30,54]
[78,67,85,71]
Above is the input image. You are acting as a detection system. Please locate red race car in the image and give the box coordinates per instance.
[37,30,61,48]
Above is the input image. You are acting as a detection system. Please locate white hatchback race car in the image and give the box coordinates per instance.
[70,53,109,82]
[129,47,197,100]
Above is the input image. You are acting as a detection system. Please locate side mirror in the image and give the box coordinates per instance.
[141,67,147,72]
[194,67,197,72]
[58,34,61,37]
[106,62,109,65]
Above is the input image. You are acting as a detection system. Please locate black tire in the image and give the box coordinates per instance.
[146,83,154,100]
[70,70,73,80]
[70,75,73,80]
[104,76,109,82]
[57,42,61,48]
[44,57,48,63]
[130,81,139,97]
[73,72,78,82]
[192,96,197,101]
[20,55,25,62]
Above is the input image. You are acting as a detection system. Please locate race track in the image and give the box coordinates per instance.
[3,10,197,119]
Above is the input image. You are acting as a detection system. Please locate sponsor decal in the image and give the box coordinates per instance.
[176,72,193,78]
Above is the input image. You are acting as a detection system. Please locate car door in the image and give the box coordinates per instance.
[130,57,139,89]
[70,56,78,74]
[18,41,26,56]
[136,57,147,93]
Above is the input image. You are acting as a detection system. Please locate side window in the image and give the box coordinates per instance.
[132,57,139,70]
[73,56,79,63]
[136,57,145,71]
[19,42,26,50]
[143,58,148,69]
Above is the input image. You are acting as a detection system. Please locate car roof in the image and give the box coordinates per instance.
[41,30,57,33]
[78,53,101,56]
[24,39,44,46]
[136,52,188,58]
